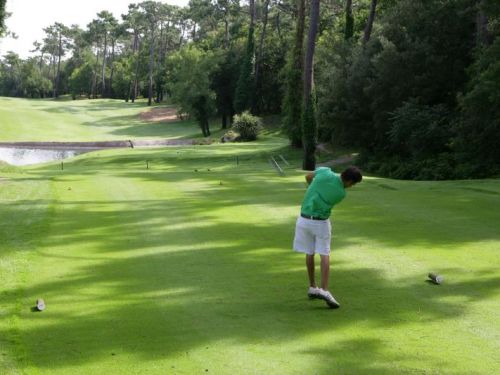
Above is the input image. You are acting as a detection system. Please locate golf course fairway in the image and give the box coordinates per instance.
[1,98,499,374]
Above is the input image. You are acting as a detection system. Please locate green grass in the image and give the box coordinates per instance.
[0,99,499,374]
[0,97,215,141]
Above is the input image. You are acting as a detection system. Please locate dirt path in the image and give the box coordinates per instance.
[318,154,357,168]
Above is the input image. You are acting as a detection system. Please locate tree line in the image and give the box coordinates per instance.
[0,1,499,179]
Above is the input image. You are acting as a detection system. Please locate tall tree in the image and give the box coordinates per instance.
[234,0,256,113]
[0,52,22,96]
[0,0,6,36]
[86,19,104,98]
[344,0,353,40]
[43,23,70,98]
[188,0,217,40]
[154,3,177,103]
[253,0,271,114]
[122,4,145,103]
[363,0,377,45]
[214,0,237,49]
[96,11,118,98]
[30,41,45,73]
[302,0,320,170]
[476,0,492,46]
[107,23,125,98]
[282,0,305,147]
[138,1,162,106]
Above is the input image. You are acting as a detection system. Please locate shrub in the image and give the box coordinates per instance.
[232,111,263,141]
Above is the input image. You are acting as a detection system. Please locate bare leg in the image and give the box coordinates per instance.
[320,255,330,291]
[306,254,316,287]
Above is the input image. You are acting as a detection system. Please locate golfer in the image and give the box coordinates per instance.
[293,166,362,308]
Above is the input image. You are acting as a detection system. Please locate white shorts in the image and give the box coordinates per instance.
[293,216,332,256]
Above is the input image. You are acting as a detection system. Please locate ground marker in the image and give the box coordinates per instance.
[269,156,285,176]
[279,155,290,166]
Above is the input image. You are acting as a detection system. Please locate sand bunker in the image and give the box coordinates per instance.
[139,107,180,123]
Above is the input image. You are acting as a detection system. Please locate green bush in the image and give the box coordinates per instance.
[232,111,263,141]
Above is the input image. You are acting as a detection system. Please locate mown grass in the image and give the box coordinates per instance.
[0,98,499,374]
[0,97,220,141]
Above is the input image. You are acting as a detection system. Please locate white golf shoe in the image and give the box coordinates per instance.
[307,286,322,299]
[319,289,340,308]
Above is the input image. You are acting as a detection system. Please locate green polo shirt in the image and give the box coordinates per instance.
[301,167,346,219]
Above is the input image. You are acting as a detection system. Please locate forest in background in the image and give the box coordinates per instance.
[0,0,499,179]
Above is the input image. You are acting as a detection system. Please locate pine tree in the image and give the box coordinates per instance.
[233,24,255,113]
[302,0,320,170]
[282,0,305,148]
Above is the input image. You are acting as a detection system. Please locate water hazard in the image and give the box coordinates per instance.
[0,147,87,166]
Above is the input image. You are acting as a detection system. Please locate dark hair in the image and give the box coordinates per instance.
[341,166,362,184]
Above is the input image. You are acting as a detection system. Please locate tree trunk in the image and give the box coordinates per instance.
[344,0,353,41]
[39,52,44,73]
[148,31,155,106]
[126,81,131,102]
[249,0,256,27]
[101,32,108,97]
[91,50,100,99]
[155,21,169,103]
[254,0,271,113]
[302,0,320,171]
[363,0,377,45]
[283,0,305,148]
[276,12,282,41]
[476,0,492,46]
[222,113,228,129]
[179,26,185,47]
[204,118,211,137]
[132,61,139,103]
[128,33,139,103]
[234,2,256,114]
[54,32,62,98]
[196,96,211,137]
[224,18,229,49]
[108,39,115,98]
[304,0,319,105]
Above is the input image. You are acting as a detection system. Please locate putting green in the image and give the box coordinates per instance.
[0,99,499,374]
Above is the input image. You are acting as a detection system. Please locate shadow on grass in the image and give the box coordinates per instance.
[30,99,147,113]
[2,192,500,372]
[3,148,500,372]
[4,224,498,371]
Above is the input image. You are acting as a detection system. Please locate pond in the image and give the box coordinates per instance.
[0,147,90,166]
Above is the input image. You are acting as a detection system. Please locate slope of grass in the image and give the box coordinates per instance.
[0,98,499,374]
[0,140,499,374]
[0,97,208,141]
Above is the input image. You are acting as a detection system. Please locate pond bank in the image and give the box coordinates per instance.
[0,139,197,150]
[0,139,200,166]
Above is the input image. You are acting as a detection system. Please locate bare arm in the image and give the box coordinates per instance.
[305,171,315,185]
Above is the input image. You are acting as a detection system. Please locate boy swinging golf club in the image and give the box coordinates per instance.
[293,166,362,308]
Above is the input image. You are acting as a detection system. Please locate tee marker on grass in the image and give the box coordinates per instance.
[428,273,444,285]
[36,299,46,311]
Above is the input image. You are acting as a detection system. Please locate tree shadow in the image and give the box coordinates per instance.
[3,148,499,372]
[4,236,498,371]
[2,189,499,372]
[30,99,147,113]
